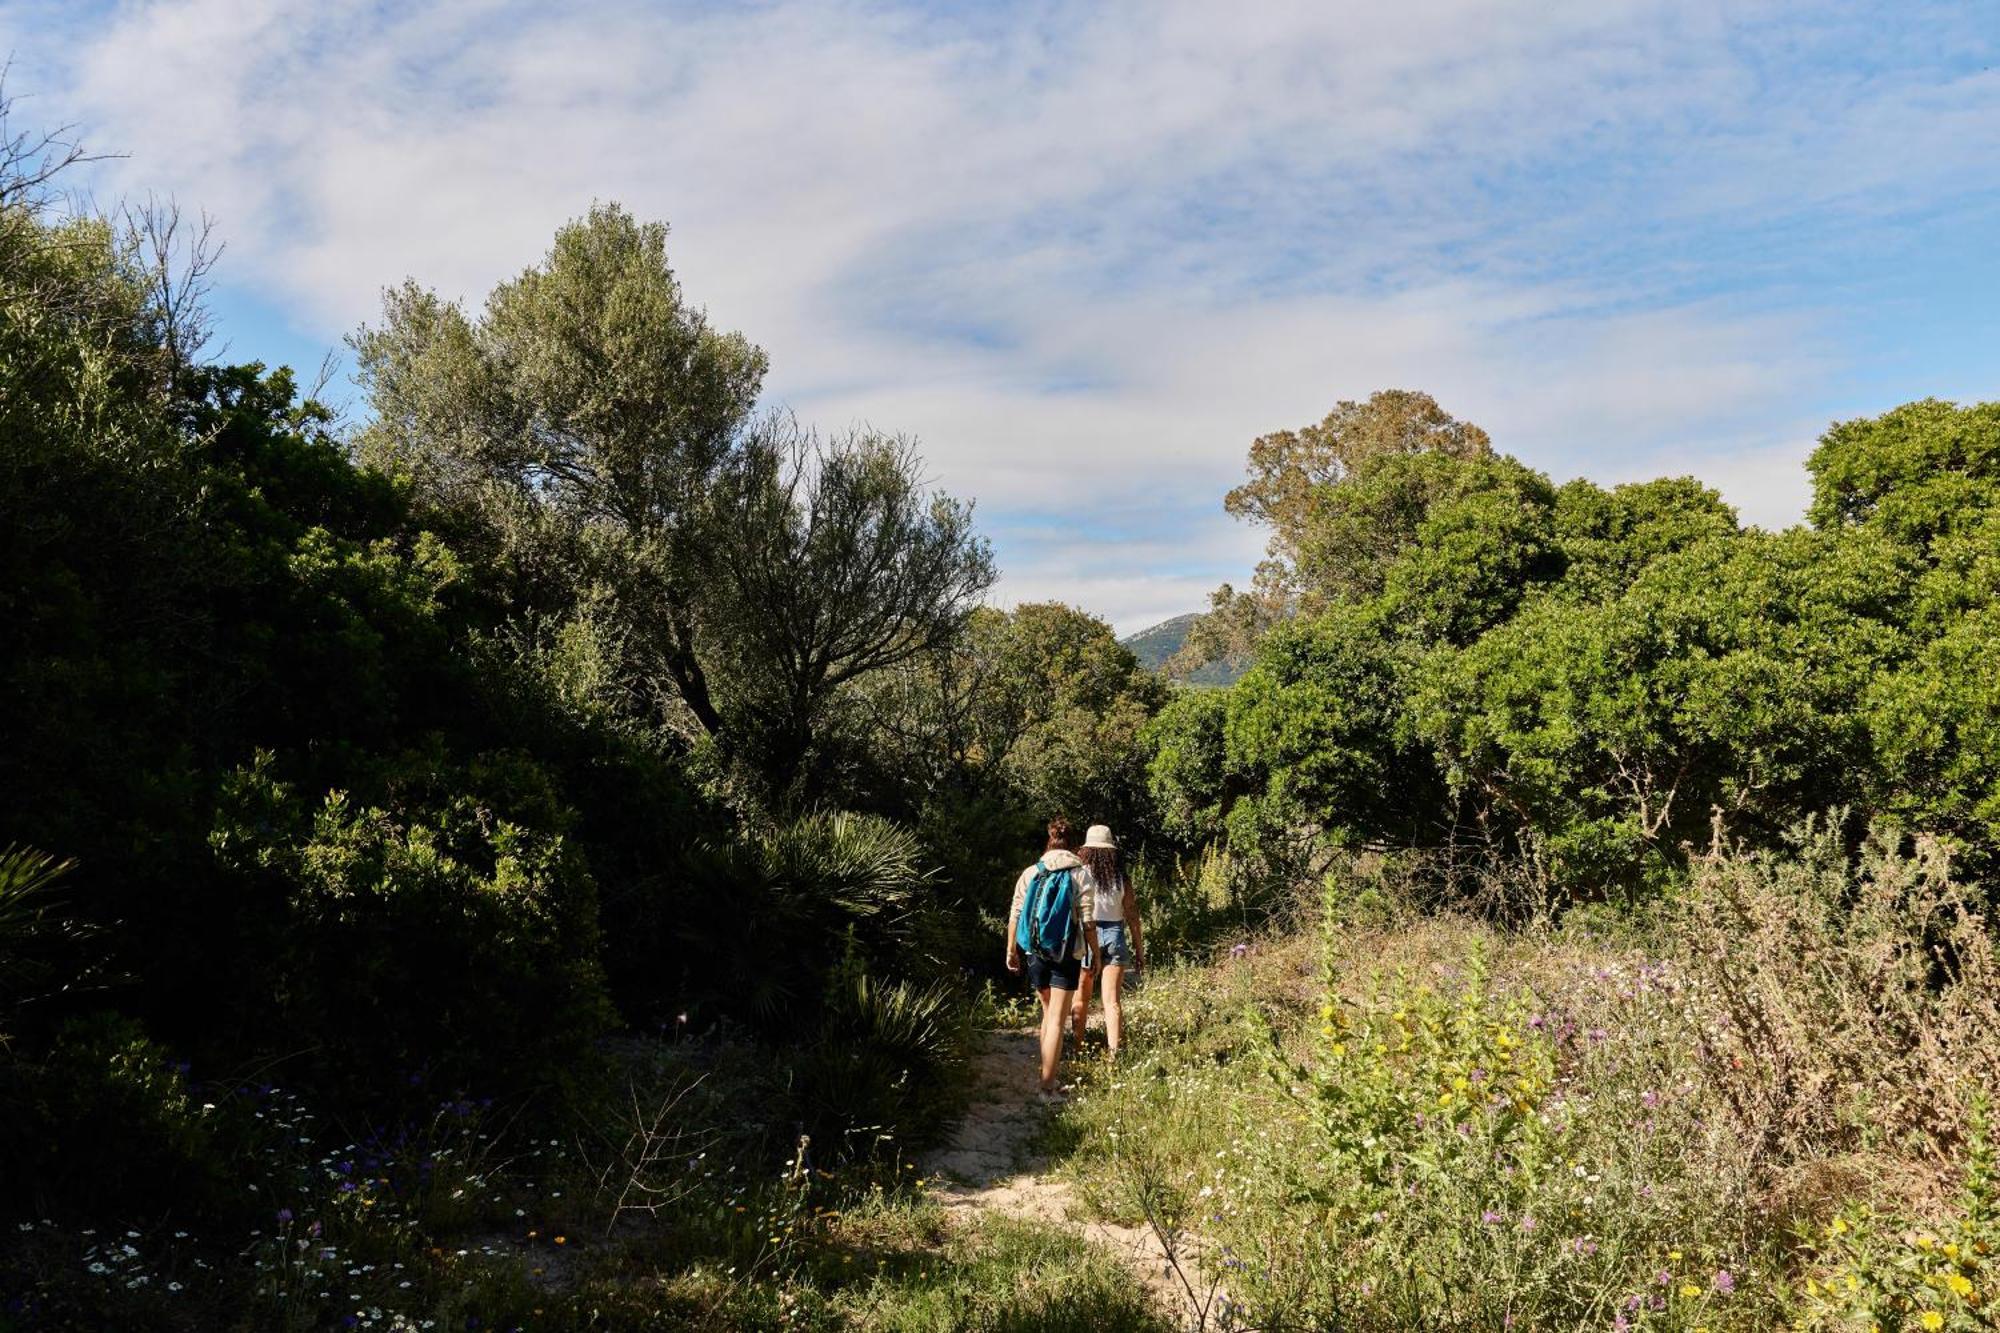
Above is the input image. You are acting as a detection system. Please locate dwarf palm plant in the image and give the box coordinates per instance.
[0,844,86,1041]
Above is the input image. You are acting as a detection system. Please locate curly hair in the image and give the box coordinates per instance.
[1045,817,1077,851]
[1079,844,1122,897]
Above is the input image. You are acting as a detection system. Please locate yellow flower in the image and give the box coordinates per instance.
[1831,1218,1850,1236]
[1920,1313,1943,1331]
[1946,1274,1973,1298]
[1680,1284,1702,1299]
[1919,1234,1937,1251]
[1943,1242,1960,1260]
[1670,1250,1684,1261]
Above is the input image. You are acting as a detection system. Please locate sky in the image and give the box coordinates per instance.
[4,0,1998,633]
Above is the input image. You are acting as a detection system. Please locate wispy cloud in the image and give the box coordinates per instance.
[6,0,1996,630]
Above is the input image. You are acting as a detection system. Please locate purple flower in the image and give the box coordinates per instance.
[1713,1269,1735,1295]
[1641,1089,1659,1109]
[1231,942,1249,959]
[1571,1237,1598,1256]
[275,1209,293,1224]
[1519,1215,1537,1232]
[1613,1315,1630,1333]
[1482,1210,1503,1225]
[1655,1269,1671,1286]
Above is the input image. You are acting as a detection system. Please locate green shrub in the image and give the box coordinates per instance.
[0,1014,225,1220]
[209,753,612,1098]
[780,948,971,1163]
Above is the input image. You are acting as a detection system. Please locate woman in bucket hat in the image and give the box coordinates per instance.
[1070,823,1144,1058]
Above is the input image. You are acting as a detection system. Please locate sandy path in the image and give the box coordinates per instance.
[919,1028,1213,1329]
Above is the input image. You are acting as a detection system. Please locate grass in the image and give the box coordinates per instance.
[11,824,1997,1331]
[0,1018,1170,1332]
[1043,828,2000,1331]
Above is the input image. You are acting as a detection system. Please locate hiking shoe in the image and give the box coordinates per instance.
[1036,1087,1067,1105]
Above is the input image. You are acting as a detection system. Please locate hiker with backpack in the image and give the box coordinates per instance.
[1070,823,1143,1058]
[1005,817,1098,1101]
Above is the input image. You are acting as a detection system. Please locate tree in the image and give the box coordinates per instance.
[1175,391,1493,674]
[1218,604,1444,857]
[1551,476,1740,603]
[352,203,768,739]
[694,421,994,799]
[1808,398,2000,549]
[1224,388,1494,562]
[353,204,992,802]
[1415,527,1911,894]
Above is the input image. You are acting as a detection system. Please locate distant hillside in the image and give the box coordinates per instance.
[1120,612,1243,687]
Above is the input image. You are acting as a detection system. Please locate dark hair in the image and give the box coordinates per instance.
[1045,817,1076,851]
[1079,844,1121,895]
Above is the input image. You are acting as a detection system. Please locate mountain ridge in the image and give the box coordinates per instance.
[1119,612,1242,687]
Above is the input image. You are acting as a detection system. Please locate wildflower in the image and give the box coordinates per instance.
[1713,1270,1735,1295]
[1482,1210,1503,1225]
[277,1209,294,1224]
[1519,1215,1537,1232]
[1946,1274,1972,1298]
[1679,1284,1701,1299]
[1920,1314,1943,1331]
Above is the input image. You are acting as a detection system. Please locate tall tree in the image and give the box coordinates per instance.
[697,420,994,798]
[352,204,992,801]
[1176,390,1491,673]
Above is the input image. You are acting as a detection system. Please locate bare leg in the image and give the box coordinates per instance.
[1036,986,1064,1091]
[1100,964,1126,1055]
[1070,965,1096,1047]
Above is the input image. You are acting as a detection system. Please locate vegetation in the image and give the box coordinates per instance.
[1161,389,2000,906]
[7,78,2000,1333]
[1051,831,2000,1330]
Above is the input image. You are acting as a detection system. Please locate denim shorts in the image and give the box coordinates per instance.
[1092,920,1134,967]
[1024,953,1082,992]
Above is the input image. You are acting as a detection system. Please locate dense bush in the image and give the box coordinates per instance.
[1161,395,2000,904]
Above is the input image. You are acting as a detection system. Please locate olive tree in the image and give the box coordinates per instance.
[351,204,992,802]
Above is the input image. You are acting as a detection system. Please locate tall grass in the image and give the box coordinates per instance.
[1053,822,2000,1331]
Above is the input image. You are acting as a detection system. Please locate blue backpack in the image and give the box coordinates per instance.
[1015,859,1081,962]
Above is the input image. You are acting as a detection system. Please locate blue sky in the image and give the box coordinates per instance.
[5,0,1997,631]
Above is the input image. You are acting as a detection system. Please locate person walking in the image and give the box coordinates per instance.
[1005,817,1097,1101]
[1070,824,1143,1058]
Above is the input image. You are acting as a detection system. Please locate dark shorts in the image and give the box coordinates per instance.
[1092,920,1134,967]
[1025,953,1082,992]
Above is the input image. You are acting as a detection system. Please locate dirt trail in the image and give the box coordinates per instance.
[919,1027,1210,1330]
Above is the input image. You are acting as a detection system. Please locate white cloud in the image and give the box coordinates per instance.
[7,0,1995,629]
